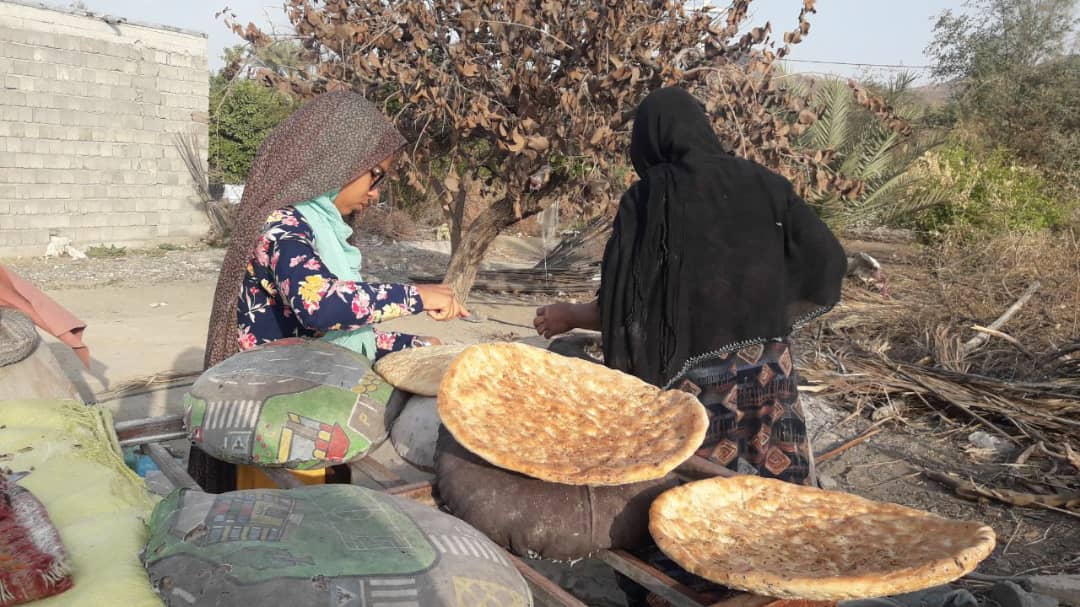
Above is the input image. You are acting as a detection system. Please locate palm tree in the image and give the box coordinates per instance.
[252,41,307,78]
[786,73,949,230]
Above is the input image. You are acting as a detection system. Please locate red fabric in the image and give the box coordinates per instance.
[0,265,89,368]
[0,474,74,606]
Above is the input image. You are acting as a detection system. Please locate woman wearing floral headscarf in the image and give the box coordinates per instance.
[205,91,466,369]
[195,91,467,491]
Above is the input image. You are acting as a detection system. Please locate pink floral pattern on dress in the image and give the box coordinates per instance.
[236,206,425,359]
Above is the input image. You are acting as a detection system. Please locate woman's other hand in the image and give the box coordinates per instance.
[415,284,469,321]
[534,301,601,338]
[534,303,577,339]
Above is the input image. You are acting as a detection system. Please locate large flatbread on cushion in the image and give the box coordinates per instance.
[375,344,470,396]
[438,342,708,486]
[649,476,996,600]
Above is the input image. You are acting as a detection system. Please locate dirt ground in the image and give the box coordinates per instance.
[5,237,1078,605]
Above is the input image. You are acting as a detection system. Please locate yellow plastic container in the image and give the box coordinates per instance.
[235,464,350,489]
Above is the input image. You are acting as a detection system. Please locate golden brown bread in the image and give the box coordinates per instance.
[649,476,997,600]
[374,344,470,396]
[437,342,709,486]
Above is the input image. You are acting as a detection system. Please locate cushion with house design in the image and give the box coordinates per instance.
[183,339,405,469]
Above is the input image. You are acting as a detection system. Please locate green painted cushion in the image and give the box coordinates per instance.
[142,485,533,607]
[183,339,405,469]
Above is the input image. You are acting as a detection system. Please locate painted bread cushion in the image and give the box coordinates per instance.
[183,339,406,469]
[142,485,533,607]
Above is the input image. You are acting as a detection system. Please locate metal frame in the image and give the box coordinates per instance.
[122,415,825,607]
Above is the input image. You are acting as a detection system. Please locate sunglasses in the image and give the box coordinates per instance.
[369,166,387,191]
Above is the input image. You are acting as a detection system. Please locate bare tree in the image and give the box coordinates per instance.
[227,0,908,300]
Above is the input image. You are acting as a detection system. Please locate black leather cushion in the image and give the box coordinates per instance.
[435,428,679,561]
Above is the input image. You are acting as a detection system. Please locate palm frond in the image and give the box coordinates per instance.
[830,171,952,230]
[805,79,852,152]
[854,130,901,182]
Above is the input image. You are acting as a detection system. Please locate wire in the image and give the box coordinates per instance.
[781,58,934,70]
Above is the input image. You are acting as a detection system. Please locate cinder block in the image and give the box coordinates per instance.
[1,43,34,61]
[30,31,60,49]
[107,212,134,227]
[10,58,36,77]
[19,229,50,248]
[166,52,192,68]
[26,199,67,214]
[15,154,44,169]
[33,107,62,124]
[134,198,164,213]
[46,184,72,199]
[75,227,102,243]
[0,89,28,107]
[73,200,105,217]
[30,214,68,229]
[3,169,33,185]
[0,26,29,45]
[1,106,33,122]
[41,155,71,170]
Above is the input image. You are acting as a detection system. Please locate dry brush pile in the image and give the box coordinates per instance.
[800,231,1080,513]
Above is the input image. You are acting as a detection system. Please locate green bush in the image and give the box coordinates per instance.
[209,79,298,184]
[907,145,1067,236]
[86,244,127,258]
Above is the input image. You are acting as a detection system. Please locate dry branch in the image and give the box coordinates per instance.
[961,281,1041,356]
[924,470,1080,517]
[816,423,885,460]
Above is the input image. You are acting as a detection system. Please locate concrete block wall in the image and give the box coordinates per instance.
[0,0,209,257]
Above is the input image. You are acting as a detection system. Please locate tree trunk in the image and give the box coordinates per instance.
[443,194,544,302]
[449,185,466,253]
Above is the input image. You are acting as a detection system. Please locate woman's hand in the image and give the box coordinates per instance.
[415,284,469,321]
[534,303,578,339]
[534,301,601,338]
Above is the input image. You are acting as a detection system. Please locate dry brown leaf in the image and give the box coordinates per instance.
[526,135,550,152]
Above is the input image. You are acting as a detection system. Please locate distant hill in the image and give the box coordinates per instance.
[911,81,957,107]
[776,71,957,107]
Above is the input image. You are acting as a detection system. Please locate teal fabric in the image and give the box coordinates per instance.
[294,191,377,359]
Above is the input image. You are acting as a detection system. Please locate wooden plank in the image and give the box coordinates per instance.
[599,550,712,607]
[262,467,305,489]
[508,554,590,607]
[385,481,438,507]
[144,443,200,490]
[114,414,187,447]
[351,458,409,489]
[675,456,738,481]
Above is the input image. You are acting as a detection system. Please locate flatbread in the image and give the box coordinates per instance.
[374,344,470,396]
[649,476,996,600]
[437,342,708,486]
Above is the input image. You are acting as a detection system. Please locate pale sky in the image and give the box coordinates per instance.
[71,0,961,81]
